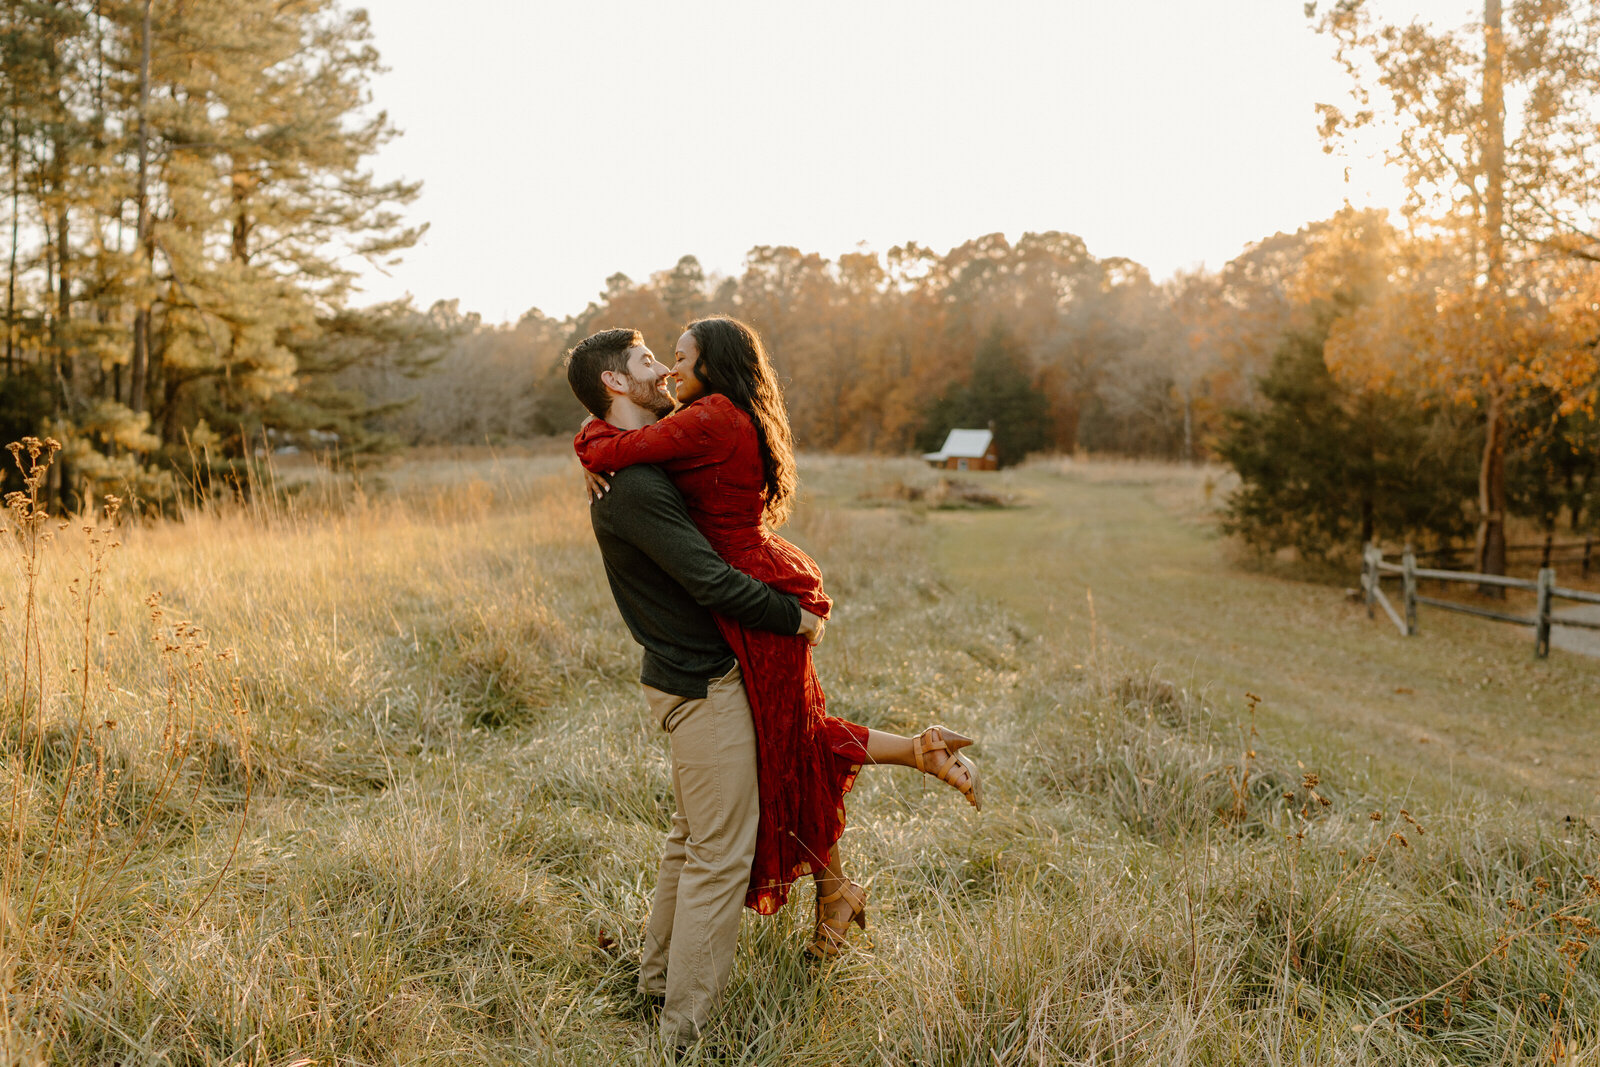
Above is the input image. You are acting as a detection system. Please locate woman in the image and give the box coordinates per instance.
[575,315,981,956]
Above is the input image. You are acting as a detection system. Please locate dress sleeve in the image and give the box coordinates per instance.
[598,468,804,635]
[573,396,738,475]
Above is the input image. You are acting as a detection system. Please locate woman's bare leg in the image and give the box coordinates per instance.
[812,730,978,908]
[813,849,855,927]
[861,727,971,768]
[809,730,979,950]
[811,733,929,926]
[862,729,918,767]
[815,732,931,911]
[855,726,980,809]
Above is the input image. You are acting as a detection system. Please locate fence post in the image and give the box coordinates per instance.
[1402,546,1418,636]
[1535,566,1554,659]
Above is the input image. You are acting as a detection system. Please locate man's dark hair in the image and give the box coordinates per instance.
[565,328,642,418]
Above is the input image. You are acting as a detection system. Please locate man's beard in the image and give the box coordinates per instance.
[627,372,676,418]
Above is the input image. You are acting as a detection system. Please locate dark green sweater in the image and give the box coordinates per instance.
[588,464,801,698]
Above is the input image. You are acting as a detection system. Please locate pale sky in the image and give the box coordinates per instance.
[349,0,1482,323]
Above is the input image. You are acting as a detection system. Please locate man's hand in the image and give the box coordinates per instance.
[797,608,826,646]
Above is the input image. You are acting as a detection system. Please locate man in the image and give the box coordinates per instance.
[564,327,821,1051]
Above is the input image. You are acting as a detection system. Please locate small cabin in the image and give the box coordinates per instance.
[922,428,999,471]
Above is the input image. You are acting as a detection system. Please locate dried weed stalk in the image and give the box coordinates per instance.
[0,438,253,1056]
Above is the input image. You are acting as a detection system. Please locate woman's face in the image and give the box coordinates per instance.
[672,330,704,403]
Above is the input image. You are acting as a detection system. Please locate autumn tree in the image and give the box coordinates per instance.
[873,242,954,451]
[487,233,1301,462]
[1071,264,1182,457]
[658,254,709,324]
[1313,0,1600,576]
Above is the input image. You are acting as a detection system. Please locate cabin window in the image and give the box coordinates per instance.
[957,459,969,471]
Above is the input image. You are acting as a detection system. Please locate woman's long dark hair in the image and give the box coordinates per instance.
[685,316,796,527]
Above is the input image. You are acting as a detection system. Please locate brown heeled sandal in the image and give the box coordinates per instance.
[809,880,868,958]
[914,725,982,811]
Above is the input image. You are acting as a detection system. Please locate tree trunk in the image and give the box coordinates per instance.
[1474,0,1508,585]
[231,170,252,265]
[1182,388,1194,463]
[55,207,69,339]
[54,207,72,418]
[1477,393,1509,593]
[128,0,153,415]
[5,105,18,374]
[1483,0,1505,291]
[161,372,188,445]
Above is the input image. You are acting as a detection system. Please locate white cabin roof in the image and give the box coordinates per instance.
[922,428,994,461]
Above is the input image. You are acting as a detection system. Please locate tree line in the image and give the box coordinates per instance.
[359,198,1600,571]
[356,234,1302,472]
[5,0,1600,578]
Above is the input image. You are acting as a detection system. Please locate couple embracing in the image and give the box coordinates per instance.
[563,316,983,1050]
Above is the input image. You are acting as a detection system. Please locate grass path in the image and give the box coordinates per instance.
[921,464,1600,816]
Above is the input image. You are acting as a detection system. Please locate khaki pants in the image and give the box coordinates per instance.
[638,665,759,1048]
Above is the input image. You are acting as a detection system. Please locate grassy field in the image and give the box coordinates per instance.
[3,447,1598,1065]
[909,458,1600,815]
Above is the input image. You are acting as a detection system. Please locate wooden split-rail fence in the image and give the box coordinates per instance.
[1360,544,1600,658]
[1411,535,1594,575]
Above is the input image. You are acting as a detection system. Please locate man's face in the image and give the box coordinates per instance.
[672,331,704,404]
[618,343,675,417]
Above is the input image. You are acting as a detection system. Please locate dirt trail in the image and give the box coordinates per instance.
[1552,604,1600,658]
[927,468,1600,817]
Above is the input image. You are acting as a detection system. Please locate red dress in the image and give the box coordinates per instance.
[575,394,871,914]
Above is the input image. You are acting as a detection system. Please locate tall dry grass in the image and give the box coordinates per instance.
[0,444,1595,1065]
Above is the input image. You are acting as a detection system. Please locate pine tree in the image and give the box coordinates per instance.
[917,323,1051,468]
[1218,321,1478,560]
[0,0,425,502]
